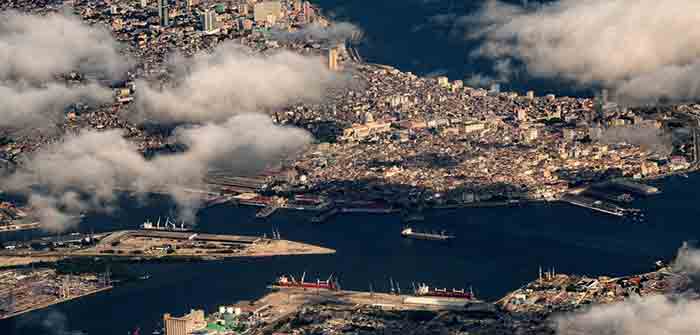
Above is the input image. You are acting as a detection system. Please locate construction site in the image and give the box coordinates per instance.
[0,268,112,320]
[0,230,335,266]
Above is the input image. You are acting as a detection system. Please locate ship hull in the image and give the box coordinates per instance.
[401,233,453,241]
[404,296,470,307]
[275,282,336,290]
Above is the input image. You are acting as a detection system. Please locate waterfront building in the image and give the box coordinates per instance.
[164,309,205,335]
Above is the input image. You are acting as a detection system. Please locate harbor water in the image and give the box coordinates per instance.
[3,0,698,333]
[4,173,700,334]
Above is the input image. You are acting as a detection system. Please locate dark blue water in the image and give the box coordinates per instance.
[2,1,698,333]
[4,173,700,334]
[314,0,589,97]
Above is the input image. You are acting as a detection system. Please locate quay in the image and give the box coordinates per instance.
[0,221,40,233]
[255,204,279,219]
[608,179,661,196]
[560,194,626,217]
[0,229,335,267]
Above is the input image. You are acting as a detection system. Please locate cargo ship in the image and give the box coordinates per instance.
[401,227,454,241]
[273,273,339,291]
[413,283,475,300]
[140,217,192,232]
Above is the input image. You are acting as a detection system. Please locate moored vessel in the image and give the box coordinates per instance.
[273,272,340,291]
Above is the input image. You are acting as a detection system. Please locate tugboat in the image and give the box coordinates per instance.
[273,272,340,291]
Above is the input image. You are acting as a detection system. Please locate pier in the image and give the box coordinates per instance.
[255,204,279,219]
[560,194,626,217]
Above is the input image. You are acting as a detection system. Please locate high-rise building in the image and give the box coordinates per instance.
[158,0,170,27]
[328,47,339,71]
[303,1,314,22]
[200,9,218,33]
[254,1,281,23]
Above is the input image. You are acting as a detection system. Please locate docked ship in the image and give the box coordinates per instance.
[401,227,454,241]
[413,283,475,299]
[273,273,340,291]
[140,217,193,232]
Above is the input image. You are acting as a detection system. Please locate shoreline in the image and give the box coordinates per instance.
[0,286,113,321]
[0,230,335,268]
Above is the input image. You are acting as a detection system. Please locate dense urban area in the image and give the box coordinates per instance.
[1,0,700,334]
[0,0,699,231]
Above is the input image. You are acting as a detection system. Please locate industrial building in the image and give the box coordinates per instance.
[164,309,206,335]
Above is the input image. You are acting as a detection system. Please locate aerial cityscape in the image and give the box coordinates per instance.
[1,0,700,334]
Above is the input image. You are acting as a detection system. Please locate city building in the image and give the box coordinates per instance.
[328,47,339,71]
[164,309,206,335]
[254,1,282,23]
[141,0,148,8]
[303,1,315,22]
[158,0,170,27]
[201,9,219,34]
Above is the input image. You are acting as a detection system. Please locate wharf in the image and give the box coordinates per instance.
[0,221,40,233]
[608,179,661,196]
[560,194,626,217]
[255,205,279,219]
[310,207,339,223]
[0,230,335,266]
[0,285,112,320]
[232,287,491,329]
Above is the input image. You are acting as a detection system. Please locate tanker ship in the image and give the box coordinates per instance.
[403,283,477,307]
[273,273,340,291]
[413,283,475,299]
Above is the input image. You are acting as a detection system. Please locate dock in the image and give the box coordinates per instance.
[310,207,339,223]
[0,221,40,233]
[255,204,279,219]
[609,179,661,196]
[560,194,626,217]
[0,230,335,266]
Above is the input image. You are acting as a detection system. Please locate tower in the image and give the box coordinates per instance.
[201,9,217,33]
[158,0,170,27]
[328,47,339,71]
